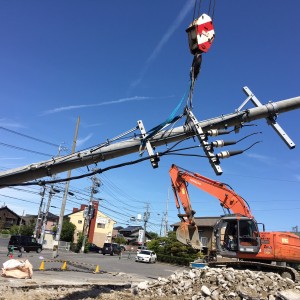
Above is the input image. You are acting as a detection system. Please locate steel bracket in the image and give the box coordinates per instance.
[238,86,295,149]
[137,120,159,168]
[186,109,223,175]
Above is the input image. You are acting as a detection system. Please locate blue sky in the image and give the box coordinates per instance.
[0,1,300,235]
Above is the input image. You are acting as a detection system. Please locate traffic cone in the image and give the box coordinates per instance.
[94,265,100,273]
[39,261,45,271]
[61,261,67,270]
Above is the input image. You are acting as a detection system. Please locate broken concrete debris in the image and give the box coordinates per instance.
[131,267,300,300]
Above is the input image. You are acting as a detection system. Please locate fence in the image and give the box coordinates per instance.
[58,241,71,251]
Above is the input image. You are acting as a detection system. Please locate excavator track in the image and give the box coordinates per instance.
[208,260,300,282]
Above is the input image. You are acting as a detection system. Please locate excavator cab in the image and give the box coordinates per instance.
[214,215,261,257]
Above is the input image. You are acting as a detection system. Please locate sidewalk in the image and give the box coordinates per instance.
[0,269,139,289]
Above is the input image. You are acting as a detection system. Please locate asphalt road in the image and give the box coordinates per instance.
[0,237,187,286]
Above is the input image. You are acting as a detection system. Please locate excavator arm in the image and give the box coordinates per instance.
[170,164,254,218]
[170,164,255,249]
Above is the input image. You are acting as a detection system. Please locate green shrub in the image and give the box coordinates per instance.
[157,253,194,266]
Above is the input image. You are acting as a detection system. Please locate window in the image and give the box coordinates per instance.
[78,220,82,224]
[97,223,105,229]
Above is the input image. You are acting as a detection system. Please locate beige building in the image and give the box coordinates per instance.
[67,201,116,247]
[172,216,220,255]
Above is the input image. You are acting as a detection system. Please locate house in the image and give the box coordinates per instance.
[171,216,220,255]
[116,225,152,247]
[67,200,116,247]
[23,212,59,237]
[112,226,124,239]
[0,206,24,230]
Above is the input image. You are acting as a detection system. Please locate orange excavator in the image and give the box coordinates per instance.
[170,164,300,280]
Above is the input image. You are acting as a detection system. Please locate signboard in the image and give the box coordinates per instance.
[96,217,107,225]
[138,229,144,244]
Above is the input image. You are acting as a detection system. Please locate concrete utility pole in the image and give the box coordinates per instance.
[164,188,169,237]
[54,117,80,256]
[142,204,150,247]
[40,184,60,245]
[81,174,100,253]
[0,89,300,185]
[34,186,46,238]
[18,210,24,234]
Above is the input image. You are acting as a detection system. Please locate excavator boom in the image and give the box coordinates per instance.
[170,164,257,250]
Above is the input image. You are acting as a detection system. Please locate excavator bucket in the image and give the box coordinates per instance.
[176,222,201,249]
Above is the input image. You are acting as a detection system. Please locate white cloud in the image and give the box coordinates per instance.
[77,133,93,148]
[41,96,155,115]
[0,119,24,129]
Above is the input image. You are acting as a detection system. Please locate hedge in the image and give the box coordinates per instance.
[157,253,194,266]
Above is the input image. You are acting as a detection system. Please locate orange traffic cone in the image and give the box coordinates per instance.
[61,261,67,270]
[39,261,45,271]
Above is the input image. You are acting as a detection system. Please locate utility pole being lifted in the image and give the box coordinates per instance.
[0,88,300,186]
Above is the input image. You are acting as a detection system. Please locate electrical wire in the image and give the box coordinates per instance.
[0,126,60,148]
[0,142,53,157]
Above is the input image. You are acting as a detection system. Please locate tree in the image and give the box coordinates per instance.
[9,224,34,236]
[9,217,35,236]
[114,236,127,245]
[148,231,159,239]
[53,218,76,242]
[147,231,198,264]
[75,231,89,253]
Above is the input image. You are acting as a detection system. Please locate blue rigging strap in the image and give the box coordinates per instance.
[140,87,189,151]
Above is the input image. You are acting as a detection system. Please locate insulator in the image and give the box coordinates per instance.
[212,140,237,148]
[217,150,243,159]
[212,140,225,147]
[207,129,231,136]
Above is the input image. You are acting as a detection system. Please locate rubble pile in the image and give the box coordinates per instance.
[131,267,300,300]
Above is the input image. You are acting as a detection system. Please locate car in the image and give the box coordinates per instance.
[8,235,43,253]
[88,243,102,253]
[102,243,122,256]
[135,250,157,263]
[136,245,147,254]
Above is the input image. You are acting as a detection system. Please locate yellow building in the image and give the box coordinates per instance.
[67,202,116,247]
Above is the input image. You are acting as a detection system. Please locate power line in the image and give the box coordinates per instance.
[0,193,39,205]
[0,142,53,157]
[0,126,60,148]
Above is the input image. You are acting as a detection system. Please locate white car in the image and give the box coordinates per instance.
[136,246,147,254]
[135,250,157,263]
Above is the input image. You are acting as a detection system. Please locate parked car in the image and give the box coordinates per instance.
[102,243,122,255]
[135,250,157,263]
[120,245,126,251]
[136,245,147,254]
[8,235,43,253]
[88,243,102,253]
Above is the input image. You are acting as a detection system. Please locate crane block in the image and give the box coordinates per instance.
[186,13,215,55]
